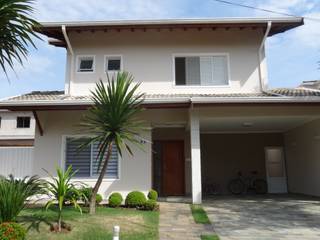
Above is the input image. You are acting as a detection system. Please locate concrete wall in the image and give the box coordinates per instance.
[201,133,284,193]
[0,111,35,139]
[33,110,152,199]
[66,28,265,95]
[285,119,320,196]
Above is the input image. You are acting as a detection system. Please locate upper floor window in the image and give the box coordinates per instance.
[174,55,229,86]
[77,56,94,72]
[17,117,30,128]
[105,56,122,72]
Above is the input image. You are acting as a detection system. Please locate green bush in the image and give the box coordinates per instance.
[125,191,146,208]
[108,192,123,208]
[0,175,44,222]
[144,199,158,211]
[96,193,103,205]
[147,189,158,201]
[0,222,26,240]
[80,187,103,205]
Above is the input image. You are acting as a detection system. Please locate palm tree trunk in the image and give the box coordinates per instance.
[58,210,62,232]
[89,143,113,214]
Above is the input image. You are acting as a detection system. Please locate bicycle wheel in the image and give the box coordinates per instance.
[228,179,245,195]
[254,179,268,194]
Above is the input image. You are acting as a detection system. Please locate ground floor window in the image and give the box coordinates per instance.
[65,137,119,179]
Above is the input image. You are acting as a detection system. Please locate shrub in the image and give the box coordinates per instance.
[0,175,44,223]
[144,199,158,211]
[0,222,26,240]
[108,192,123,208]
[125,191,146,208]
[80,187,103,205]
[147,189,158,201]
[96,193,103,205]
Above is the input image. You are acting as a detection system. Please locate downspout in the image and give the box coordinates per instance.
[62,25,74,95]
[258,21,272,93]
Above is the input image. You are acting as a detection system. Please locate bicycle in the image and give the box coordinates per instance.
[228,171,267,195]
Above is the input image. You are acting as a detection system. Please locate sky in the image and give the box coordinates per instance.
[0,0,319,99]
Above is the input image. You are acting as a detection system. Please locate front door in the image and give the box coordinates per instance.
[265,147,288,193]
[162,141,185,196]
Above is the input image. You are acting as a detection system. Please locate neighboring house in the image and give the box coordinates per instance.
[298,80,320,90]
[0,111,35,177]
[1,17,320,204]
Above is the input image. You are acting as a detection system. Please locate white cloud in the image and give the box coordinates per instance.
[33,0,182,21]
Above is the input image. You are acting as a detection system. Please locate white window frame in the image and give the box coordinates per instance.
[104,55,123,73]
[172,53,231,88]
[76,55,96,73]
[61,135,120,182]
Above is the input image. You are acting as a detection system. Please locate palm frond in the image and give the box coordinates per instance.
[0,0,41,76]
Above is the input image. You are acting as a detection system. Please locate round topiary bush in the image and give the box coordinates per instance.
[96,193,103,205]
[0,222,26,240]
[144,199,158,211]
[108,192,123,208]
[147,189,158,201]
[125,191,147,208]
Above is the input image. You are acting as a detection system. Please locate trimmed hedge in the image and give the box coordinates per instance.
[147,189,158,201]
[144,199,158,211]
[108,192,123,208]
[125,191,146,208]
[0,222,26,240]
[81,187,103,205]
[96,193,103,204]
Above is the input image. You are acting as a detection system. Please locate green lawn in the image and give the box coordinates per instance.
[201,234,220,240]
[18,206,159,240]
[190,205,211,224]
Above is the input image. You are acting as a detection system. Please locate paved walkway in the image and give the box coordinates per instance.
[159,202,214,240]
[204,195,320,240]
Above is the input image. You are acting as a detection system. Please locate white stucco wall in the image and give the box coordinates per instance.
[0,111,35,139]
[66,28,265,95]
[285,119,320,196]
[33,111,152,199]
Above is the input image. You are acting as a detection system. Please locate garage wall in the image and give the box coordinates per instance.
[0,147,33,178]
[285,119,320,196]
[201,133,283,193]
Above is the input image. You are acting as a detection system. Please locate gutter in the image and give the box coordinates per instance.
[62,25,73,95]
[258,21,272,93]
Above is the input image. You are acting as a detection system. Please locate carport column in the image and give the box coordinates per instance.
[190,110,202,204]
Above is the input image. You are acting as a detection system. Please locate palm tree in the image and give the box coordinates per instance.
[0,0,40,76]
[44,166,84,232]
[80,72,145,214]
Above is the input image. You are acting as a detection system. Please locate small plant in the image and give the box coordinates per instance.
[125,191,146,208]
[81,187,103,205]
[144,199,158,211]
[108,192,123,208]
[44,166,84,232]
[0,222,26,240]
[147,189,158,201]
[0,175,44,223]
[96,193,103,205]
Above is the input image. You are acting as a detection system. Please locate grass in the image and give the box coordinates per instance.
[190,204,211,224]
[18,206,159,240]
[201,234,220,240]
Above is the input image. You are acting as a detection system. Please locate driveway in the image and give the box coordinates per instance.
[203,195,320,240]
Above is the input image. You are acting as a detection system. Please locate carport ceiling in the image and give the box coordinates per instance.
[200,116,316,133]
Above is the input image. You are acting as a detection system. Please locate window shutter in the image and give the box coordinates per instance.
[65,138,91,177]
[212,56,228,85]
[92,143,119,179]
[200,56,214,86]
[185,57,200,85]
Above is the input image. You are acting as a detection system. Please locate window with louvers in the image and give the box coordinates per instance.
[65,137,119,179]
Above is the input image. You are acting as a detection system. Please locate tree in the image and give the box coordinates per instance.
[0,0,40,76]
[80,72,145,214]
[44,166,84,232]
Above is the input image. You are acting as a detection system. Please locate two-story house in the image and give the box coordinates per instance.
[1,17,320,204]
